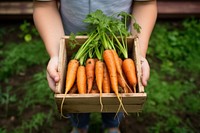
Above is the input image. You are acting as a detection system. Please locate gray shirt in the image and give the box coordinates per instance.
[60,0,132,34]
[36,0,148,34]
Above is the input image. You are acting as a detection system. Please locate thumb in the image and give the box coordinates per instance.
[46,57,60,93]
[47,57,60,82]
[47,61,60,83]
[141,57,150,87]
[46,71,60,93]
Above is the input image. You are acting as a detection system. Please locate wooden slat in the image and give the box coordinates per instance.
[55,93,146,113]
[0,2,33,15]
[61,105,143,113]
[157,1,200,18]
[55,93,147,105]
[133,38,144,93]
[56,38,67,94]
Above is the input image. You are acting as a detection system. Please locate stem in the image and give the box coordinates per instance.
[107,27,128,58]
[79,55,85,66]
[95,45,103,61]
[75,32,98,60]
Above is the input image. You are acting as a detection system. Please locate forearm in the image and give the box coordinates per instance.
[132,0,157,57]
[33,1,65,58]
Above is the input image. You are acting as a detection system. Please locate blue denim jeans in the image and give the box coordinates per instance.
[68,112,124,130]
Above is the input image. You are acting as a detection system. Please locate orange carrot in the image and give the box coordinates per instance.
[91,88,100,93]
[118,57,123,66]
[65,59,79,93]
[103,49,128,114]
[122,58,137,93]
[95,60,104,111]
[86,58,96,93]
[111,50,132,93]
[61,59,79,118]
[102,62,111,93]
[90,80,100,93]
[68,83,78,94]
[77,65,87,94]
[117,57,130,93]
[94,58,98,63]
[117,73,129,93]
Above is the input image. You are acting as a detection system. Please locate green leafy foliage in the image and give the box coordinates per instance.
[19,21,39,42]
[144,18,200,132]
[0,86,17,117]
[0,40,48,80]
[148,19,200,78]
[69,32,80,50]
[0,128,6,133]
[0,22,57,133]
[89,113,102,133]
[13,112,54,133]
[18,70,55,114]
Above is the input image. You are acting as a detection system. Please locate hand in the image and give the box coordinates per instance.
[46,56,60,93]
[140,57,150,87]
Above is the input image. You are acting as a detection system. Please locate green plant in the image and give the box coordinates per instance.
[89,113,102,133]
[0,21,56,133]
[19,21,39,42]
[143,18,200,132]
[148,19,200,78]
[18,70,55,114]
[0,128,7,133]
[13,111,54,133]
[0,40,48,80]
[0,86,17,117]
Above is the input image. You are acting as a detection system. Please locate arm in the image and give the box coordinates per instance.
[132,0,157,86]
[33,0,65,92]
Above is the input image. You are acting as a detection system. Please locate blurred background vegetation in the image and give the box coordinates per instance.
[0,0,200,133]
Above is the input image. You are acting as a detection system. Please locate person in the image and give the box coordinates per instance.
[33,0,157,133]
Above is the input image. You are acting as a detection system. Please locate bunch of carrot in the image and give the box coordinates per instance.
[60,10,141,116]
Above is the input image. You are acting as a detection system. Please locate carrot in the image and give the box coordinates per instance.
[117,73,129,93]
[90,80,100,93]
[95,60,104,111]
[86,58,96,93]
[91,88,100,93]
[103,49,128,114]
[122,58,137,93]
[111,50,132,93]
[94,58,98,63]
[65,59,79,93]
[102,62,111,93]
[118,57,123,66]
[118,57,130,93]
[68,83,78,94]
[77,65,87,94]
[61,59,79,118]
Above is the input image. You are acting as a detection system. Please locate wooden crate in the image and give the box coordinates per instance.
[54,36,146,113]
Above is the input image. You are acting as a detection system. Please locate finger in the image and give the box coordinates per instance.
[141,67,149,86]
[47,72,60,93]
[47,65,60,82]
[47,67,60,82]
[141,58,150,87]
